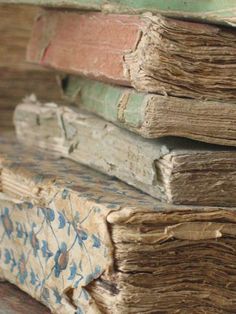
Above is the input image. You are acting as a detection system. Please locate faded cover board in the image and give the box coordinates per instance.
[62,75,236,146]
[1,133,236,313]
[14,97,236,206]
[27,10,236,102]
[1,0,236,25]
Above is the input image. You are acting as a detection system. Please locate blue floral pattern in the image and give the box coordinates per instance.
[0,138,162,313]
[1,207,13,238]
[0,196,109,313]
[17,253,28,284]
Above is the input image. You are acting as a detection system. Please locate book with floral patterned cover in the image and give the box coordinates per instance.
[1,132,236,313]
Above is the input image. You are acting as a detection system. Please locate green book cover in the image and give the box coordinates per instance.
[2,0,236,25]
[61,75,236,147]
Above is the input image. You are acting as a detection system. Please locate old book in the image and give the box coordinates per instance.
[27,10,236,102]
[1,132,236,313]
[1,0,236,26]
[14,96,236,206]
[0,282,50,314]
[62,75,236,146]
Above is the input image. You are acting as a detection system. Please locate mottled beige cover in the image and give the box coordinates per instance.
[14,97,236,206]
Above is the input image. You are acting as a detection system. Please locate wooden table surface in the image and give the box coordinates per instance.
[0,282,50,314]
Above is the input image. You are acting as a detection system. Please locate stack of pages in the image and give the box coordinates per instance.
[1,1,236,313]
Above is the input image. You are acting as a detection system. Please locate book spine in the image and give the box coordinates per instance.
[62,76,149,132]
[27,10,142,86]
[14,99,167,202]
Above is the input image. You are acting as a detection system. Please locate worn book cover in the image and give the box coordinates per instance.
[14,96,236,206]
[1,133,236,313]
[1,0,236,26]
[62,75,236,146]
[27,10,236,102]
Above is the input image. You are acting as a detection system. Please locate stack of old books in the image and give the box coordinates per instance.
[1,1,236,313]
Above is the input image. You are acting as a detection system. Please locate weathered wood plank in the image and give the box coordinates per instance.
[14,97,236,206]
[27,10,236,102]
